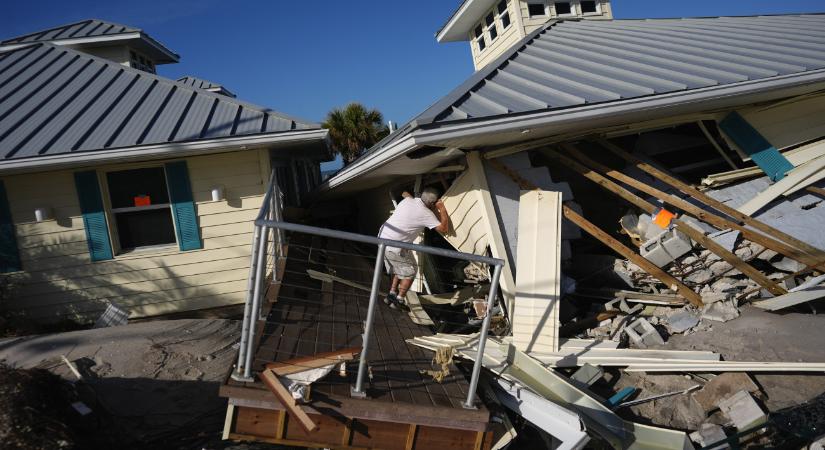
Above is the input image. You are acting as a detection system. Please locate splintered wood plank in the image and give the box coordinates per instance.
[265,347,361,376]
[512,190,562,354]
[260,368,317,433]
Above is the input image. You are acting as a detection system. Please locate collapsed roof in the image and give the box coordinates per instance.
[322,14,825,195]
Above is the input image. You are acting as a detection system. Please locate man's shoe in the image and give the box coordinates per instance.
[384,292,398,306]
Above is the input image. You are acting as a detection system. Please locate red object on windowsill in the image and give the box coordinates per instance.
[134,195,151,207]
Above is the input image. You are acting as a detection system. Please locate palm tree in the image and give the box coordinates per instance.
[322,103,389,165]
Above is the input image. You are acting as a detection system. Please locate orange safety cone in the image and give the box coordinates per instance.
[652,208,676,229]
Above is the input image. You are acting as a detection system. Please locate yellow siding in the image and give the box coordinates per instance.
[2,149,269,322]
[471,0,525,70]
[737,94,825,150]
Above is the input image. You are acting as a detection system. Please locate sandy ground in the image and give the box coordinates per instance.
[0,319,286,449]
[602,306,825,431]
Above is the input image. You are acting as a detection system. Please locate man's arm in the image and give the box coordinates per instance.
[433,200,450,234]
[401,191,413,199]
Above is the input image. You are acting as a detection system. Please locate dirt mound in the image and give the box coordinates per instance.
[0,365,77,450]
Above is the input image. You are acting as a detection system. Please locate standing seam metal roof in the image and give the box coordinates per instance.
[418,14,825,125]
[177,76,236,97]
[0,19,141,44]
[0,42,319,161]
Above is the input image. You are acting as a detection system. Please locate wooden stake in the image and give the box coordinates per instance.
[550,146,787,296]
[260,369,318,433]
[596,139,825,270]
[486,158,705,307]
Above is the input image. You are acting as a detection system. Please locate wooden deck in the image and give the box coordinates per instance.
[220,237,492,449]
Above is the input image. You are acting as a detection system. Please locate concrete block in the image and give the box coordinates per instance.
[701,301,740,323]
[640,228,693,268]
[717,390,767,431]
[625,317,664,348]
[570,363,603,390]
[689,423,730,449]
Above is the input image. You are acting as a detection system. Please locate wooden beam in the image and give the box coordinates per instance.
[341,419,353,447]
[486,158,704,307]
[406,423,418,450]
[596,139,825,270]
[259,369,317,433]
[265,347,361,376]
[554,146,787,296]
[275,409,287,439]
[808,185,825,198]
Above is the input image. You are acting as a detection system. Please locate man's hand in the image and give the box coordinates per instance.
[435,199,445,210]
[434,199,450,234]
[401,191,412,199]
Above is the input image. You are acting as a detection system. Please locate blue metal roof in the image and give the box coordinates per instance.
[0,42,319,162]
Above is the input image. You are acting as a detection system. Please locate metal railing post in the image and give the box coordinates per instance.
[243,222,270,379]
[464,263,503,409]
[231,225,262,382]
[351,243,387,397]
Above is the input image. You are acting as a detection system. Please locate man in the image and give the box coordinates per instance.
[378,187,449,309]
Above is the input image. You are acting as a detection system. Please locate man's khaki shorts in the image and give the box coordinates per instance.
[384,248,417,279]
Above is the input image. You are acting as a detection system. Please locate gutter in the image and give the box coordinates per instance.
[0,129,328,175]
[320,68,825,194]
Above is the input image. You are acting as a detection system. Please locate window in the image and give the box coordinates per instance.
[485,13,498,41]
[128,48,156,74]
[555,1,573,15]
[106,167,176,251]
[581,0,598,14]
[497,0,511,29]
[474,25,487,51]
[528,3,546,17]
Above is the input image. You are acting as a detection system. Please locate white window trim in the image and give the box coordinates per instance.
[102,164,179,254]
[579,0,601,16]
[497,0,512,30]
[527,2,549,18]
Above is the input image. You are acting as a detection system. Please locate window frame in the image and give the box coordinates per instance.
[527,2,548,18]
[485,12,498,42]
[100,164,180,255]
[553,1,575,17]
[497,0,512,30]
[579,0,601,15]
[474,25,487,52]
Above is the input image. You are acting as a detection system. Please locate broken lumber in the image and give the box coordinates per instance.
[738,154,825,215]
[486,157,705,307]
[751,286,825,311]
[597,139,825,270]
[260,368,317,433]
[553,146,787,296]
[265,347,360,376]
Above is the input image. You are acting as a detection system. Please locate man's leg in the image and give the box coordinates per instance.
[390,275,400,294]
[397,277,414,300]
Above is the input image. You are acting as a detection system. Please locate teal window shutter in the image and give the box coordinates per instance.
[719,112,794,182]
[0,180,21,273]
[165,161,202,251]
[74,171,114,262]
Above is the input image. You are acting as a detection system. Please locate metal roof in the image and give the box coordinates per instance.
[0,19,180,64]
[421,14,825,125]
[177,76,235,97]
[0,42,319,162]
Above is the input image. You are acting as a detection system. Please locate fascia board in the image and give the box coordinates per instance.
[319,133,419,191]
[0,32,142,51]
[437,0,499,42]
[0,129,328,175]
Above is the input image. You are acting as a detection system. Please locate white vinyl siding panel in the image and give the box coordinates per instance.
[2,149,269,322]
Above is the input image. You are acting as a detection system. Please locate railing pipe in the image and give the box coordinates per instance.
[464,263,503,409]
[256,219,501,266]
[352,243,387,397]
[243,222,271,379]
[231,224,262,381]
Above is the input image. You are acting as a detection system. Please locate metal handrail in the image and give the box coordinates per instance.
[232,171,505,409]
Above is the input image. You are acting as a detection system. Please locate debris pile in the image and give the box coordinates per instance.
[405,130,825,447]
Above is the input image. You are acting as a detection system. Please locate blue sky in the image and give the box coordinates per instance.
[3,0,824,170]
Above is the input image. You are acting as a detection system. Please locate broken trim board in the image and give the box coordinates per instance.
[718,111,794,182]
[623,362,825,372]
[738,154,825,215]
[265,347,360,376]
[491,376,590,450]
[702,138,825,187]
[751,286,825,311]
[512,190,562,354]
[260,368,317,433]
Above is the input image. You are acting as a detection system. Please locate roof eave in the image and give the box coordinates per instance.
[322,68,825,194]
[436,0,499,42]
[0,129,328,176]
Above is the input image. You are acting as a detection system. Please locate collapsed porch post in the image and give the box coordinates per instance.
[243,222,270,379]
[352,243,387,397]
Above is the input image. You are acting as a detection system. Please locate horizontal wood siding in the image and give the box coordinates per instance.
[2,149,268,322]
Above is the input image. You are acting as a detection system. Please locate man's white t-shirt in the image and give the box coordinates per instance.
[378,197,441,243]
